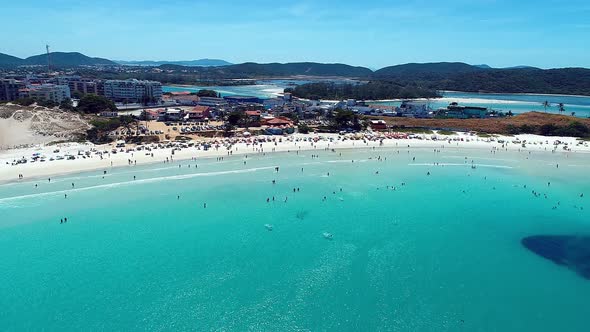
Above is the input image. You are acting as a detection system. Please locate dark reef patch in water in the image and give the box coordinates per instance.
[296,211,309,220]
[521,235,590,280]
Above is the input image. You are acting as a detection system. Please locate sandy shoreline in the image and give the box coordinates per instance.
[1,132,588,184]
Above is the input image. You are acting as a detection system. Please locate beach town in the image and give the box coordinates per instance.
[3,0,590,328]
[2,129,589,183]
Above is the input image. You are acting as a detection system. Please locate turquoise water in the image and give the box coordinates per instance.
[1,147,589,330]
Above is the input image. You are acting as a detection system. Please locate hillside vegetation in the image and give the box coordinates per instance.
[373,112,590,137]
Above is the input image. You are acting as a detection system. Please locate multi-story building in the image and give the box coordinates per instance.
[57,76,105,96]
[103,79,162,103]
[70,80,103,96]
[26,84,71,103]
[0,79,23,101]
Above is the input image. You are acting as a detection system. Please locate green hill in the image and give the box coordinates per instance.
[218,62,373,77]
[0,53,24,67]
[374,62,483,78]
[23,52,116,67]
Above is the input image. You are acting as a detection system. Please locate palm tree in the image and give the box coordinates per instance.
[542,100,550,112]
[558,103,565,114]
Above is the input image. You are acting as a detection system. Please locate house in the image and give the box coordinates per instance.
[370,120,387,130]
[399,101,433,118]
[263,98,285,109]
[174,94,200,106]
[263,116,295,135]
[187,106,211,122]
[141,109,161,120]
[198,97,227,107]
[224,95,262,104]
[164,108,184,121]
[438,102,489,119]
[263,117,292,126]
[245,110,262,126]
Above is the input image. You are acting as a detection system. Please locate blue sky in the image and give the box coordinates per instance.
[2,0,589,69]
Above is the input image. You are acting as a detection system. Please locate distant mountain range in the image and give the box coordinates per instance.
[0,52,115,67]
[1,51,589,95]
[215,62,373,77]
[116,59,233,67]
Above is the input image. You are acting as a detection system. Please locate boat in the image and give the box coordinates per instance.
[264,224,273,231]
[323,232,333,240]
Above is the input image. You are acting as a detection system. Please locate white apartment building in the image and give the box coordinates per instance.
[103,79,162,103]
[28,84,71,103]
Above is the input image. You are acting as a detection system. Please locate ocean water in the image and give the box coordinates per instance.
[1,146,589,331]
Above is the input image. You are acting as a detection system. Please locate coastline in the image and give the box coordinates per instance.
[1,132,588,185]
[441,90,590,99]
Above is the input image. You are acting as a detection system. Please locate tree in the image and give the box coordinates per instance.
[226,111,245,127]
[37,99,58,108]
[507,110,514,117]
[72,91,84,99]
[298,123,311,134]
[76,94,117,114]
[14,97,36,106]
[59,98,74,111]
[558,103,565,114]
[196,89,218,98]
[331,109,362,131]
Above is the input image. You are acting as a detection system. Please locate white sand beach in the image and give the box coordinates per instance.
[1,132,588,184]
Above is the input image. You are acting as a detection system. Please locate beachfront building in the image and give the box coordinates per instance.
[197,96,227,107]
[263,116,295,135]
[369,120,388,130]
[398,101,433,118]
[0,78,23,101]
[437,102,489,119]
[26,84,71,103]
[187,106,211,122]
[71,80,103,96]
[103,79,163,103]
[223,95,262,104]
[263,98,286,110]
[140,109,161,121]
[162,108,184,121]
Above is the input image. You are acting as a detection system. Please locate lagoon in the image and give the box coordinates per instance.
[164,81,590,118]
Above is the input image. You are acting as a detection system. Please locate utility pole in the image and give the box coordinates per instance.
[46,44,51,74]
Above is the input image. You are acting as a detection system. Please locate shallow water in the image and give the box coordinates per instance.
[1,147,589,330]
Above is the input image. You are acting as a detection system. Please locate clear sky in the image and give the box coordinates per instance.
[2,0,589,69]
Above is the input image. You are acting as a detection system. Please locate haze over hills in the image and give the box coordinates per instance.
[116,59,233,67]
